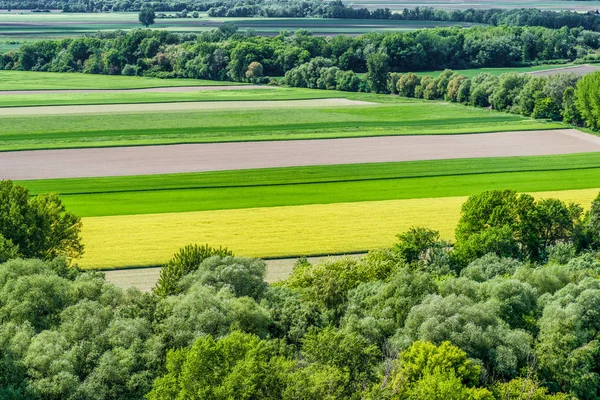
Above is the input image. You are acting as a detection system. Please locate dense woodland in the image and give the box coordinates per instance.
[2,180,600,399]
[2,25,599,77]
[3,0,600,34]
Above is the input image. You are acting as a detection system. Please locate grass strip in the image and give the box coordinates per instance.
[0,70,242,90]
[0,88,335,108]
[19,153,600,217]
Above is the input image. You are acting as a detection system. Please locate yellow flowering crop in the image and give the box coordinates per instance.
[78,188,600,270]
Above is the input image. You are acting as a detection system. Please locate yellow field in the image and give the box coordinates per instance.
[77,188,600,269]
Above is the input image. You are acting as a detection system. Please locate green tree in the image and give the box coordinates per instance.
[493,378,571,400]
[341,266,436,346]
[395,227,441,264]
[147,331,293,400]
[562,86,582,125]
[446,75,466,102]
[0,180,83,261]
[366,52,389,94]
[138,7,156,27]
[400,294,533,378]
[397,72,420,98]
[490,73,528,112]
[179,256,267,300]
[532,98,561,120]
[388,72,402,94]
[575,71,600,130]
[454,190,581,264]
[388,341,493,400]
[302,327,380,393]
[245,61,263,82]
[284,255,391,321]
[536,278,600,398]
[153,244,233,297]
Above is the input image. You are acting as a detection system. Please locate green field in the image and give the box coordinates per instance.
[18,152,600,217]
[0,11,480,41]
[414,64,583,78]
[345,0,600,11]
[0,87,338,107]
[2,71,593,268]
[0,70,241,90]
[0,91,561,151]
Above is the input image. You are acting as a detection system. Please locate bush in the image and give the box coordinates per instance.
[121,64,136,76]
[154,244,233,296]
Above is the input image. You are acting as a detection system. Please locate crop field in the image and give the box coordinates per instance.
[344,0,600,11]
[0,70,242,90]
[6,71,600,273]
[414,64,590,78]
[13,152,600,217]
[0,11,481,41]
[77,188,600,269]
[0,89,561,151]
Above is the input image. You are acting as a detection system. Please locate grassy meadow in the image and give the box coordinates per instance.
[414,64,584,78]
[0,11,480,41]
[0,70,242,90]
[346,0,600,11]
[0,87,336,107]
[0,93,561,151]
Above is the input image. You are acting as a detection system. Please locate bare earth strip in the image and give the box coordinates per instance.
[0,85,272,95]
[529,64,600,77]
[0,98,370,116]
[103,255,340,292]
[2,129,600,180]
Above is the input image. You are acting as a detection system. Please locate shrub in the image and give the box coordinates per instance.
[153,244,233,297]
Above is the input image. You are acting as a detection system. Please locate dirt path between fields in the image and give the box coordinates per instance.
[528,64,600,76]
[1,129,599,180]
[103,255,352,291]
[0,98,371,115]
[0,85,271,95]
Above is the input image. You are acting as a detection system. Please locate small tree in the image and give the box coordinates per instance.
[138,6,155,27]
[397,72,420,97]
[532,97,561,121]
[154,244,233,296]
[245,61,263,82]
[0,180,83,261]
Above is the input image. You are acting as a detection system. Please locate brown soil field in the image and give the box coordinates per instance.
[0,85,271,95]
[0,98,371,116]
[529,64,600,77]
[2,129,599,180]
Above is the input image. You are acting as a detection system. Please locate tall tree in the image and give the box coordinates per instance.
[366,52,389,94]
[138,7,155,28]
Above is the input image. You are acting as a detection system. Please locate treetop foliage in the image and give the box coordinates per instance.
[2,189,600,398]
[153,243,233,297]
[0,180,83,263]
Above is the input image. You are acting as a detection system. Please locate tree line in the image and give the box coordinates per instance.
[2,25,599,79]
[2,179,600,398]
[284,58,600,131]
[4,0,600,36]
